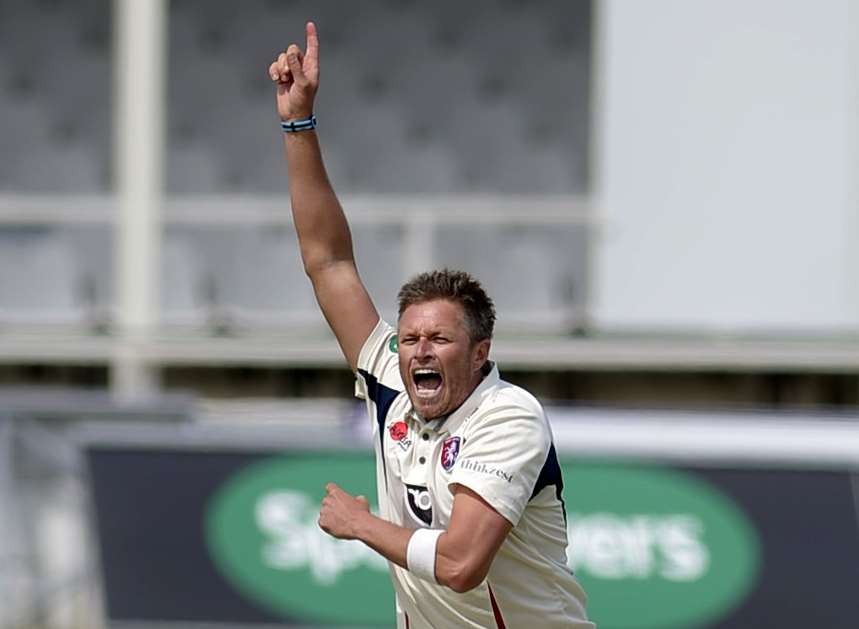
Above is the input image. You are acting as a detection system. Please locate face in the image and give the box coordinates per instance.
[398,299,490,420]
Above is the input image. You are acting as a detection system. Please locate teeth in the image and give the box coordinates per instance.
[414,368,439,375]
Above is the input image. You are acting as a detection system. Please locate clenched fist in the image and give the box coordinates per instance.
[318,482,371,540]
[269,21,319,121]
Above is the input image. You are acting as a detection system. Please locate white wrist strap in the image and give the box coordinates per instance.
[406,528,443,583]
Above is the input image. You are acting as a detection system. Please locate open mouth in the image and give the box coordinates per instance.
[412,368,443,397]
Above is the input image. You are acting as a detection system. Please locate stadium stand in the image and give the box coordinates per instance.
[0,0,112,192]
[2,0,589,194]
[0,0,590,333]
[0,225,110,326]
[434,223,587,327]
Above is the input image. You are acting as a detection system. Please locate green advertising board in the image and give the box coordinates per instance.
[205,453,761,628]
[566,465,760,629]
[205,454,393,626]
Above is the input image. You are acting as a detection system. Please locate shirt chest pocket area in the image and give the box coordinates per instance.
[402,436,457,529]
[384,419,415,479]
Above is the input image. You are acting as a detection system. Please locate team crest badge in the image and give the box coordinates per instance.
[440,436,461,471]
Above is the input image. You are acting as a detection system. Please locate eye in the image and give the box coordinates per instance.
[400,335,417,345]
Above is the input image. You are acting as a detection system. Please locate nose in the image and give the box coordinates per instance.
[415,337,433,359]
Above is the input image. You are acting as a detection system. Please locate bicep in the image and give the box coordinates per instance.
[436,484,512,590]
[449,409,551,526]
[309,260,379,371]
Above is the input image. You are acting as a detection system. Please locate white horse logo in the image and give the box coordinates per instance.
[441,437,461,471]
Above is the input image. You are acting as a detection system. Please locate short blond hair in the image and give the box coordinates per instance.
[397,269,496,343]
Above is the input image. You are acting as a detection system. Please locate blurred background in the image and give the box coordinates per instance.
[0,0,857,628]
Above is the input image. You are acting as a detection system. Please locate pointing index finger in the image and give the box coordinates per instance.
[305,21,319,62]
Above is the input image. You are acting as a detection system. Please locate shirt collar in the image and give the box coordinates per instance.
[411,362,499,435]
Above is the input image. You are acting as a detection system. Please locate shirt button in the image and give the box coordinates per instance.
[419,456,426,464]
[422,433,430,441]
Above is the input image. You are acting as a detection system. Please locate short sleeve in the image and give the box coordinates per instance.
[355,318,403,400]
[448,401,551,526]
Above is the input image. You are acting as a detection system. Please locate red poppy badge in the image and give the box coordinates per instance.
[389,421,409,442]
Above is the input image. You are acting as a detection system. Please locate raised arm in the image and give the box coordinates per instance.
[269,22,379,371]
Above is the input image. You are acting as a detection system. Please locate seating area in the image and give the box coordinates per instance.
[0,218,583,333]
[1,0,590,194]
[0,0,591,331]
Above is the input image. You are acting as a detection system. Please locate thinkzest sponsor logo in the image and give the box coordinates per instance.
[457,458,514,483]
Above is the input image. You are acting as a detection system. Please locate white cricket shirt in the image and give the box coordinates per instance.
[355,319,594,629]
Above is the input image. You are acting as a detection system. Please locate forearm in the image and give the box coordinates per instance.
[352,512,472,591]
[352,510,413,570]
[284,128,355,275]
[320,485,507,593]
[271,26,379,370]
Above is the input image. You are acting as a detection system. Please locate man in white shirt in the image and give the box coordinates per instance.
[269,23,594,629]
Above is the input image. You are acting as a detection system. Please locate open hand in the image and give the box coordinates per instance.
[318,482,371,540]
[269,21,319,121]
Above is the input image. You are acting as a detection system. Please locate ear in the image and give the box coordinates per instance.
[471,339,491,371]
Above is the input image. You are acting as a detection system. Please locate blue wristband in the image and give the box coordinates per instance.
[281,115,317,133]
